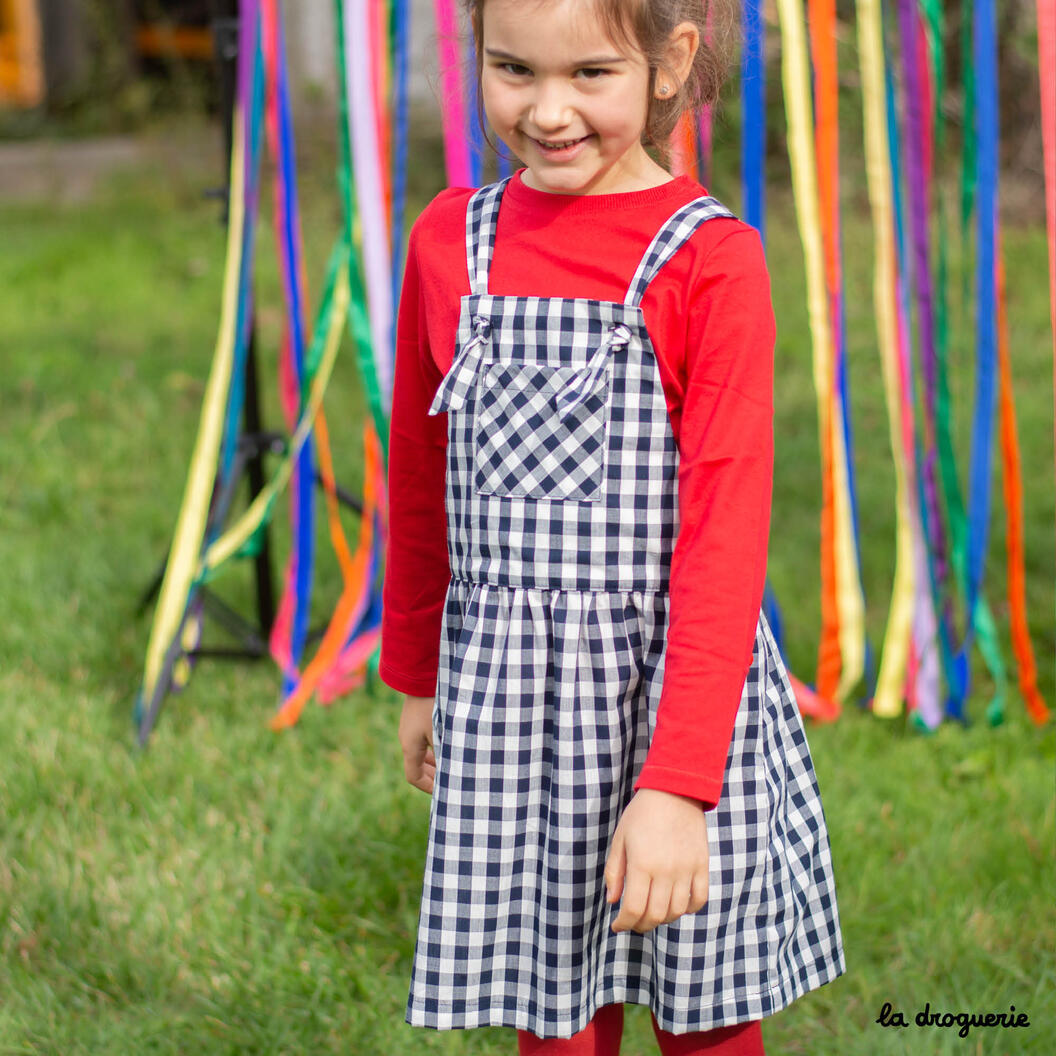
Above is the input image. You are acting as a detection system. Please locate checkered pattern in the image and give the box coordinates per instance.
[427,314,492,416]
[407,179,845,1038]
[475,361,611,501]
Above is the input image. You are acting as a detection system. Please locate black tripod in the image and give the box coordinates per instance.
[137,1,362,737]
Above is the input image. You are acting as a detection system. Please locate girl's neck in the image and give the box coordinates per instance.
[506,168,698,215]
[520,157,675,196]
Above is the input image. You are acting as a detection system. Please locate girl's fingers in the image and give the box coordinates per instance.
[421,753,437,793]
[665,878,693,923]
[611,868,650,933]
[404,747,437,793]
[689,868,710,913]
[636,878,672,933]
[604,832,627,904]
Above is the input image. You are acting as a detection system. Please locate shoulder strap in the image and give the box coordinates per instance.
[623,196,735,306]
[465,176,513,295]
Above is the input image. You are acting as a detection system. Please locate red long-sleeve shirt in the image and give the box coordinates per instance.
[380,169,775,810]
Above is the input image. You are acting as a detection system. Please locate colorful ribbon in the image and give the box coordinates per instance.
[671,110,699,182]
[198,245,351,576]
[810,0,873,705]
[774,0,865,704]
[741,0,766,237]
[854,0,914,717]
[139,0,391,736]
[346,0,394,414]
[140,0,1055,739]
[434,0,473,187]
[895,0,958,705]
[884,35,945,728]
[1039,0,1056,539]
[995,241,1050,725]
[135,3,264,739]
[261,0,316,700]
[959,0,999,720]
[391,0,411,341]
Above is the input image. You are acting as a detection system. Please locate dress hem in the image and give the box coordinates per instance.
[404,949,846,1037]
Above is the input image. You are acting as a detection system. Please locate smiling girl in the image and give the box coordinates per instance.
[380,1,846,1053]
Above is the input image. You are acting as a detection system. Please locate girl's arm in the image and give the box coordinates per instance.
[634,224,776,811]
[379,214,451,700]
[607,225,774,933]
[399,694,437,795]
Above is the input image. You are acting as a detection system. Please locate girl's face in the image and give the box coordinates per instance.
[480,0,670,195]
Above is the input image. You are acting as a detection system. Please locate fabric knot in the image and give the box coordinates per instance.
[555,323,632,422]
[428,316,492,416]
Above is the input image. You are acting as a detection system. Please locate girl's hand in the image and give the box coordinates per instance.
[398,694,437,795]
[604,788,710,934]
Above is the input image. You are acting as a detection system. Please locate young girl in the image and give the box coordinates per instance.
[380,1,846,1052]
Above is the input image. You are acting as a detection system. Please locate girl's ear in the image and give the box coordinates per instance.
[654,20,700,99]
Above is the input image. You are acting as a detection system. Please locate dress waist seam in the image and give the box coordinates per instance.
[448,576,669,597]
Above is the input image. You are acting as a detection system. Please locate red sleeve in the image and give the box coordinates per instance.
[378,211,452,698]
[633,226,775,811]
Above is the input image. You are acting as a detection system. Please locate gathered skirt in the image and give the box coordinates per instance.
[405,579,846,1038]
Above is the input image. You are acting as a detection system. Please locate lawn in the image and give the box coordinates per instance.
[1,116,1053,1054]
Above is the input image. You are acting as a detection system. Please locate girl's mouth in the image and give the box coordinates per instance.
[532,135,591,159]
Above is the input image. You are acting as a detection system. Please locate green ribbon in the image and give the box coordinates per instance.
[933,0,1007,720]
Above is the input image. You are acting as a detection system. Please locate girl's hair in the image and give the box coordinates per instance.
[460,0,737,166]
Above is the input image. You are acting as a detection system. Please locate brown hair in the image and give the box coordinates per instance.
[460,0,737,167]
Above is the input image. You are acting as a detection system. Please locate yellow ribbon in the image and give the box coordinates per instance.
[774,0,865,700]
[856,0,915,716]
[199,254,351,575]
[141,106,248,701]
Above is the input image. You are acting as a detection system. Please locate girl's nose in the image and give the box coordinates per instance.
[528,80,573,132]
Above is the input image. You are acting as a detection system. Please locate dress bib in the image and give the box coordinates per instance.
[406,177,846,1038]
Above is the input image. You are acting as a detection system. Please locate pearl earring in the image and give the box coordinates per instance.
[658,84,671,96]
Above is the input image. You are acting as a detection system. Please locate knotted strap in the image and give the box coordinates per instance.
[555,324,631,422]
[427,314,492,415]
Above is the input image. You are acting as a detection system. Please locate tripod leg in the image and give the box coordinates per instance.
[242,326,276,636]
[136,561,167,615]
[312,470,364,515]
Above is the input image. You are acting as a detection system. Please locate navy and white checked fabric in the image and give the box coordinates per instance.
[407,177,845,1038]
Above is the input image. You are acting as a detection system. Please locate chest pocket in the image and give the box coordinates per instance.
[474,361,612,502]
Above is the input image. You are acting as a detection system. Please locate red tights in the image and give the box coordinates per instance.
[516,1004,764,1056]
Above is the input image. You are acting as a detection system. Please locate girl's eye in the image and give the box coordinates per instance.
[492,63,609,79]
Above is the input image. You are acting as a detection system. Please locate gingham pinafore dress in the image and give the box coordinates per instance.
[407,177,845,1038]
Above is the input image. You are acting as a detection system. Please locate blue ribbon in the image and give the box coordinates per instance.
[741,0,785,657]
[496,133,514,180]
[956,0,999,715]
[466,30,483,185]
[391,0,410,369]
[741,0,766,239]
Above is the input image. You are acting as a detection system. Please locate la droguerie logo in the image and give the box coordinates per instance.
[876,1001,1031,1041]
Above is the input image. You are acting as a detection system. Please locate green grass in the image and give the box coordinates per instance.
[0,119,1053,1054]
